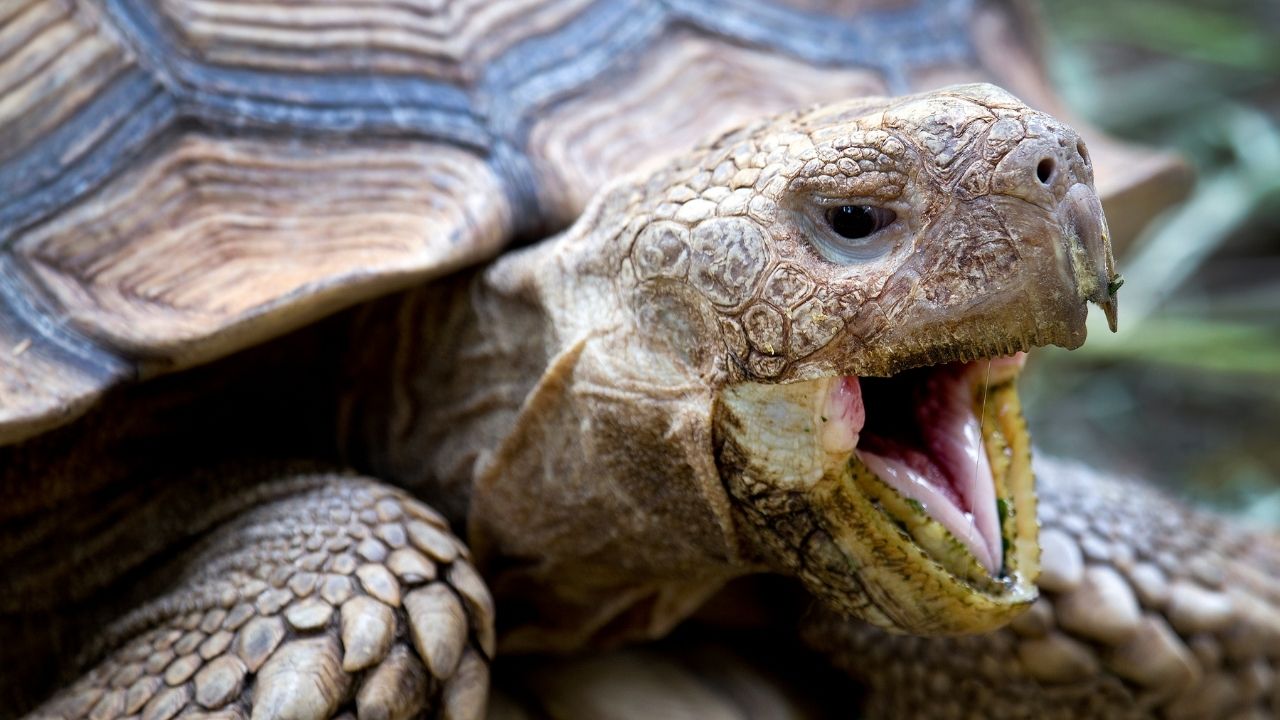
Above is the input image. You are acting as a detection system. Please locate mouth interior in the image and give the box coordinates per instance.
[823,357,1024,578]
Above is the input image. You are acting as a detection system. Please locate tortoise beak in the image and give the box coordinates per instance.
[1060,183,1121,333]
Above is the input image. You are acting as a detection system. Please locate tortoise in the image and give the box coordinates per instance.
[0,0,1257,718]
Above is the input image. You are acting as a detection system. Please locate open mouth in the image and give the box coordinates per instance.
[717,353,1039,633]
[823,355,1027,588]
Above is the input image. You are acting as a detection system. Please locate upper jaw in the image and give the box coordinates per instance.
[1060,183,1120,331]
[724,190,1118,389]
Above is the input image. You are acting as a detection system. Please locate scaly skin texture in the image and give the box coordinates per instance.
[27,475,493,720]
[804,456,1280,719]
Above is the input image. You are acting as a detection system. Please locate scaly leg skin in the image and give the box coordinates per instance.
[26,474,494,720]
[805,456,1280,720]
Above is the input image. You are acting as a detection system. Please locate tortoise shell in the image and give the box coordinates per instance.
[0,0,1184,443]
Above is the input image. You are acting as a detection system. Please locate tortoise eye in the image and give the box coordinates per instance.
[827,205,896,240]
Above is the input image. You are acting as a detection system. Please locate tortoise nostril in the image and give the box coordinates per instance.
[1036,158,1055,185]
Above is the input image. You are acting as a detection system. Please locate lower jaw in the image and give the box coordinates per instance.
[854,376,1025,590]
[717,373,1040,635]
[812,379,1039,633]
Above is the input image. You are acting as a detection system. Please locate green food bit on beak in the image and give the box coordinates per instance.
[1108,274,1125,296]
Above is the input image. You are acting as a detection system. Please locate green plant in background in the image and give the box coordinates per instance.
[1027,0,1280,525]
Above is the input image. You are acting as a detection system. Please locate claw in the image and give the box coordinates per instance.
[356,646,430,720]
[341,596,396,671]
[404,583,469,678]
[442,648,490,720]
[251,637,348,720]
[448,562,497,657]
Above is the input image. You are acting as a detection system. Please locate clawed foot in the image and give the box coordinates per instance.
[29,475,493,720]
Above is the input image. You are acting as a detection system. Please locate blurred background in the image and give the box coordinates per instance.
[1022,0,1280,526]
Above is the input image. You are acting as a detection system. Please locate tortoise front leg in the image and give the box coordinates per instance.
[28,474,493,720]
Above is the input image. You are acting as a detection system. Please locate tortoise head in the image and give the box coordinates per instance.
[464,83,1118,644]
[603,83,1117,633]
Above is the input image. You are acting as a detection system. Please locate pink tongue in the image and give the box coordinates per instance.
[826,371,1002,575]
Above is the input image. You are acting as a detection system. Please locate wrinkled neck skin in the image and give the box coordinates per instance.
[469,180,753,653]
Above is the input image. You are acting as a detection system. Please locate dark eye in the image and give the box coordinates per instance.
[827,205,896,239]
